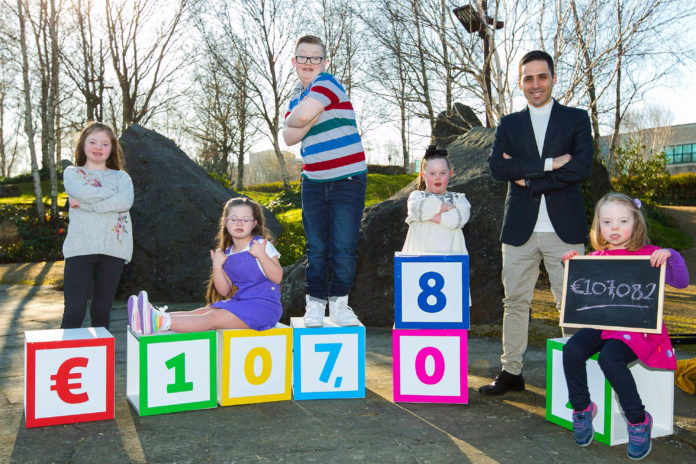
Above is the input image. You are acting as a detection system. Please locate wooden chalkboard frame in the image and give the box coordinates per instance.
[560,256,665,334]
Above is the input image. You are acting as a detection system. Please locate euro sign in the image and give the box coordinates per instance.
[50,357,89,404]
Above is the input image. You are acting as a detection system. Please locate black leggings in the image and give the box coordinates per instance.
[563,328,645,424]
[62,254,125,330]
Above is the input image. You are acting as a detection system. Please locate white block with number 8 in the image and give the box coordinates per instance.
[291,318,365,400]
[394,253,469,329]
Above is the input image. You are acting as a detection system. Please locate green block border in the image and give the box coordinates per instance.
[138,331,217,416]
[545,338,613,445]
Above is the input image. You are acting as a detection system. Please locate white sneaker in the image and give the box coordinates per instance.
[329,295,360,326]
[304,295,326,327]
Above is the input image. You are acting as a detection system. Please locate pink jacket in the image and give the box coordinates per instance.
[591,245,689,370]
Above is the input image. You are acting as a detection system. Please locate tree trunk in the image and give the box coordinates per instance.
[17,0,45,222]
[47,0,60,223]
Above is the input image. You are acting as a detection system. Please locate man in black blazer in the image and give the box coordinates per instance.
[480,50,593,395]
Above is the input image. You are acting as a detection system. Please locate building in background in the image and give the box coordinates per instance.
[600,122,696,175]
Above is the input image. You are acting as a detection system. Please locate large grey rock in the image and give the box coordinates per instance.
[281,127,506,326]
[432,103,483,149]
[118,125,281,301]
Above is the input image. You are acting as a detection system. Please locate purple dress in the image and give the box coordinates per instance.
[210,237,282,330]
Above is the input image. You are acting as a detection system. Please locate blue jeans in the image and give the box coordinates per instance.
[563,328,645,424]
[301,174,366,299]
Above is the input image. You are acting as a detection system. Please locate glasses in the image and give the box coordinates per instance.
[295,55,324,65]
[226,216,255,224]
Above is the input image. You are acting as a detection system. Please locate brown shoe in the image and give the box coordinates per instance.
[478,370,525,395]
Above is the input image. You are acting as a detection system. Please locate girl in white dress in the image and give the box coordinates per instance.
[402,145,470,253]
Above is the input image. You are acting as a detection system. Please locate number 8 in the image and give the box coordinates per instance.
[417,271,447,313]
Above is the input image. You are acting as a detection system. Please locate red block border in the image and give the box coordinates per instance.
[25,337,115,428]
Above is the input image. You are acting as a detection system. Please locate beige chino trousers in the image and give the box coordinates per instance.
[500,232,585,375]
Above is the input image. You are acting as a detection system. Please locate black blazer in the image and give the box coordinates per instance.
[488,100,593,246]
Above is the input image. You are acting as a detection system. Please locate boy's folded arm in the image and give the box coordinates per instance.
[285,98,324,128]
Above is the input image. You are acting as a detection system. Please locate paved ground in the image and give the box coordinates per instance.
[1,284,695,463]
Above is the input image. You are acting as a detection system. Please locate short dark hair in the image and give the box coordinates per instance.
[295,35,326,57]
[519,50,554,76]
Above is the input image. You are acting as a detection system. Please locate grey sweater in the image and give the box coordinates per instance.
[62,166,134,262]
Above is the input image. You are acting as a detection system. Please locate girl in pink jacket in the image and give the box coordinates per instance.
[561,192,688,460]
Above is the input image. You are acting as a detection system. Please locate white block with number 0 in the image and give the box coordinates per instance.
[291,318,365,400]
[394,254,469,329]
[393,329,468,403]
[218,325,292,405]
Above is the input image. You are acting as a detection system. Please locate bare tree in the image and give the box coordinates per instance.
[189,58,237,178]
[16,0,44,220]
[222,0,297,191]
[105,0,189,131]
[62,0,107,122]
[360,1,413,167]
[0,9,22,178]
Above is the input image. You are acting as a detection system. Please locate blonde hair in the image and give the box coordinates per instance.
[74,122,124,170]
[205,198,270,304]
[417,145,451,191]
[590,192,648,252]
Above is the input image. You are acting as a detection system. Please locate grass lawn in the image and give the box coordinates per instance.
[2,180,67,206]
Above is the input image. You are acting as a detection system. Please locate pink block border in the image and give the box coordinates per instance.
[393,329,468,404]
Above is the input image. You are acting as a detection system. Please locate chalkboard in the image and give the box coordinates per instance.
[560,256,665,334]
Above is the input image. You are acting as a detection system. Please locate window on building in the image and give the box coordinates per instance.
[665,144,695,164]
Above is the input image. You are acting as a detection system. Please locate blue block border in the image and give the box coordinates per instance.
[292,326,366,400]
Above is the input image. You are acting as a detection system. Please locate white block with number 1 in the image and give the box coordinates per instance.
[394,253,469,329]
[126,329,217,416]
[291,317,365,400]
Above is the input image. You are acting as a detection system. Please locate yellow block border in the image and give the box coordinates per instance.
[218,327,293,406]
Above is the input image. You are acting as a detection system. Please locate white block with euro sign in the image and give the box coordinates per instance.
[290,317,365,400]
[394,253,469,329]
[127,329,217,416]
[24,328,114,428]
[546,337,674,445]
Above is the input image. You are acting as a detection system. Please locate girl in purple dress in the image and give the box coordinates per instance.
[129,197,283,334]
[560,192,689,460]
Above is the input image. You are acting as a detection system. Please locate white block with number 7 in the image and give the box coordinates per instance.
[394,253,469,329]
[291,317,365,400]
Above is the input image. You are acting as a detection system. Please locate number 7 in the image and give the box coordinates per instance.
[315,343,343,385]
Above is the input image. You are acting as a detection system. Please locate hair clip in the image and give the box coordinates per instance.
[424,144,448,159]
[633,198,642,209]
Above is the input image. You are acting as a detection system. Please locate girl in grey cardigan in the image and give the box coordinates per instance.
[61,122,133,330]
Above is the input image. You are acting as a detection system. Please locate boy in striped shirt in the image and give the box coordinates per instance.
[283,35,367,327]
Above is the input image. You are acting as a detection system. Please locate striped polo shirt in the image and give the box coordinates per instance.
[285,73,367,182]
